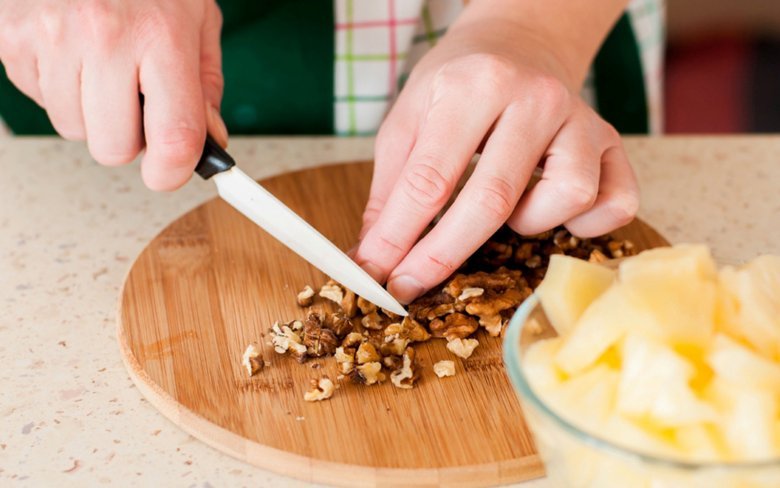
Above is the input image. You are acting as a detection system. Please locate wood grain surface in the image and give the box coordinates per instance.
[117,162,669,487]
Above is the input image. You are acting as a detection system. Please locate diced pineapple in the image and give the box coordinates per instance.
[602,416,681,459]
[707,334,780,391]
[523,337,565,390]
[544,364,619,431]
[716,256,780,361]
[616,335,717,427]
[618,244,717,283]
[675,424,729,462]
[555,285,636,374]
[720,387,779,460]
[536,255,616,336]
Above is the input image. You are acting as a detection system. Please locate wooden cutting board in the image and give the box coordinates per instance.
[118,162,668,487]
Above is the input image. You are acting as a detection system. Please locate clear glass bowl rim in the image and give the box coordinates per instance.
[502,293,780,472]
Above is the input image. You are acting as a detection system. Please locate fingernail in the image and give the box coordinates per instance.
[207,105,229,148]
[388,275,424,305]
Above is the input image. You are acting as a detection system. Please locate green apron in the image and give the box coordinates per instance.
[0,1,646,135]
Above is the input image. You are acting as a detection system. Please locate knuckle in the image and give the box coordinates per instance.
[133,8,177,46]
[553,178,597,211]
[606,191,640,226]
[153,126,204,167]
[38,3,65,43]
[402,161,452,210]
[474,176,517,219]
[81,0,123,46]
[532,74,570,111]
[434,53,516,94]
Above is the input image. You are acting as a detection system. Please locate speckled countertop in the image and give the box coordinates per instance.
[2,136,779,487]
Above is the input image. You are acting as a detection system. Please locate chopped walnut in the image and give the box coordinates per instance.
[380,308,402,322]
[457,287,484,301]
[380,335,409,357]
[446,338,479,359]
[588,248,609,263]
[383,355,402,370]
[356,342,380,364]
[341,289,357,318]
[304,377,335,402]
[429,312,478,341]
[303,313,338,357]
[319,282,344,305]
[334,346,355,374]
[342,332,364,348]
[357,296,377,315]
[361,311,384,330]
[433,360,456,378]
[296,285,315,307]
[324,312,353,338]
[444,272,515,299]
[479,314,505,337]
[398,316,431,342]
[390,348,417,389]
[408,291,456,321]
[351,361,385,385]
[270,321,307,360]
[241,343,264,377]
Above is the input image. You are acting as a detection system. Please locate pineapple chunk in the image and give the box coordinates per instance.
[536,255,616,336]
[544,364,619,431]
[707,334,780,391]
[616,335,717,427]
[675,424,729,462]
[555,285,635,374]
[602,416,680,459]
[618,244,717,283]
[721,387,779,460]
[523,337,565,390]
[716,256,780,361]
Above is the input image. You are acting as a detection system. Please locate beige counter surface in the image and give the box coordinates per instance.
[1,136,778,487]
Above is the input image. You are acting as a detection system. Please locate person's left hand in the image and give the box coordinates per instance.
[352,19,639,304]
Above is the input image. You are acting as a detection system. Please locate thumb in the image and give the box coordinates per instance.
[201,1,227,148]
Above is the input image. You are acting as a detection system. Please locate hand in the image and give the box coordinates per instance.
[354,19,639,304]
[0,0,227,190]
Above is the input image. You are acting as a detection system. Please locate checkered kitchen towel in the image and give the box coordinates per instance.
[334,0,665,135]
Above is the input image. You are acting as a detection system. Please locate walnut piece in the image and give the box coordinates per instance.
[446,338,479,359]
[319,282,344,305]
[357,296,377,315]
[304,377,335,402]
[356,341,381,364]
[479,314,505,337]
[380,335,409,357]
[361,311,384,330]
[241,343,264,377]
[351,361,385,385]
[334,346,356,374]
[324,312,353,338]
[342,332,364,348]
[270,321,307,360]
[409,291,456,321]
[390,348,417,389]
[457,287,484,301]
[341,289,357,318]
[429,312,478,341]
[297,285,315,307]
[303,313,338,357]
[399,316,431,342]
[433,360,455,378]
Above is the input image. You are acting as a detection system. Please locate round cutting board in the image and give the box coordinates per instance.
[118,162,669,487]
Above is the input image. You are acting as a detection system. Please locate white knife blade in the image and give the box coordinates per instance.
[211,166,407,317]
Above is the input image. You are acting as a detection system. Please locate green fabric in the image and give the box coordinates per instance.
[593,13,649,134]
[0,0,334,135]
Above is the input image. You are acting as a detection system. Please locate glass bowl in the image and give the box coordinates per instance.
[502,294,780,488]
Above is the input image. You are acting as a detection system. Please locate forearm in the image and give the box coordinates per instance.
[451,0,630,89]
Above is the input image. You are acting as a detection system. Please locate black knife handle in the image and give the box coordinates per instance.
[195,135,236,180]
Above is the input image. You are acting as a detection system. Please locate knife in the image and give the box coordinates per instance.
[194,135,407,317]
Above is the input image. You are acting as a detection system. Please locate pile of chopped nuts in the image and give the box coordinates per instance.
[242,225,636,402]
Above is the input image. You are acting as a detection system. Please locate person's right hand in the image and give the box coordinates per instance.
[0,0,227,190]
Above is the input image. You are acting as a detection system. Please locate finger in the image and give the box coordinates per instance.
[507,108,602,235]
[564,144,639,236]
[201,1,227,147]
[387,106,550,302]
[354,81,506,282]
[139,32,206,191]
[37,55,86,140]
[3,57,44,106]
[81,50,143,166]
[359,87,420,241]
